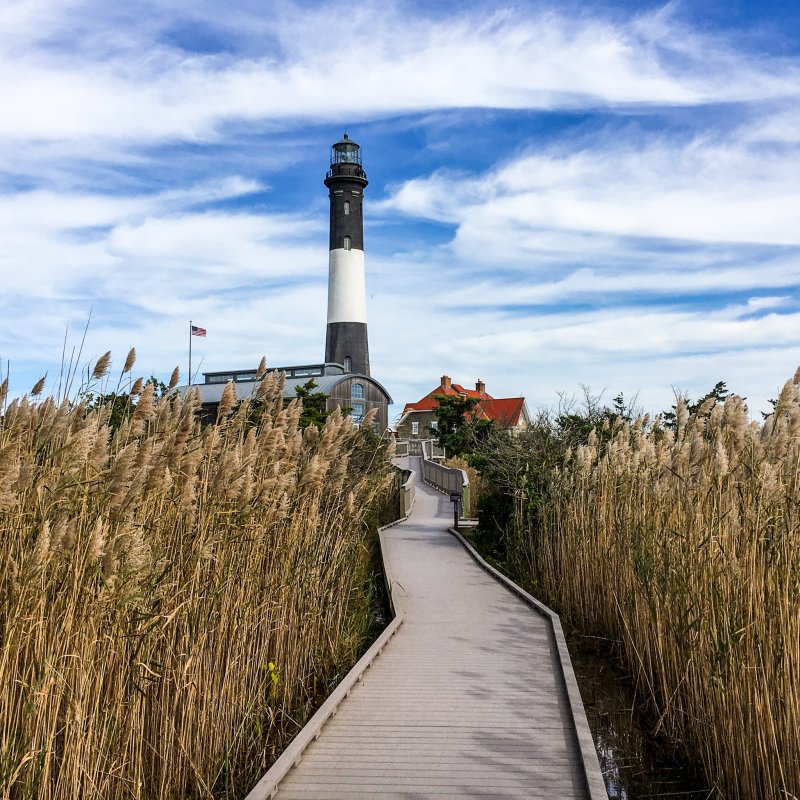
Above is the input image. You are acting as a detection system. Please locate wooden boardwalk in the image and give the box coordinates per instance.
[259,457,606,799]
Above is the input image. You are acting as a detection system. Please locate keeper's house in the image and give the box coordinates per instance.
[396,375,530,440]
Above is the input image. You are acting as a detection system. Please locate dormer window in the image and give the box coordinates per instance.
[344,201,350,215]
[343,236,351,250]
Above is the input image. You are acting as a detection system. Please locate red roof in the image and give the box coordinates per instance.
[402,381,526,427]
[403,383,489,413]
[478,397,526,427]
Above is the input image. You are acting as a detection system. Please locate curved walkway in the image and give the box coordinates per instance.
[270,457,605,799]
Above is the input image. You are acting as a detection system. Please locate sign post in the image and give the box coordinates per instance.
[450,492,461,530]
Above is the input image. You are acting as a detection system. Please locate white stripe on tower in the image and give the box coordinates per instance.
[327,248,366,324]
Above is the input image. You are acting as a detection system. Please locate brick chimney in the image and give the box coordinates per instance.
[475,379,486,394]
[441,375,452,389]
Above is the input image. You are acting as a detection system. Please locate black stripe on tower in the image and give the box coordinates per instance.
[325,322,370,376]
[328,182,365,250]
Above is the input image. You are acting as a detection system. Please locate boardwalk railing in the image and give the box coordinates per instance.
[395,438,446,459]
[421,449,470,518]
[420,438,446,460]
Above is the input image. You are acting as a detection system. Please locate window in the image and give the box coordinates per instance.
[411,421,419,436]
[343,236,351,250]
[351,402,364,422]
[344,201,350,215]
[430,420,438,430]
[351,383,364,399]
[343,357,352,372]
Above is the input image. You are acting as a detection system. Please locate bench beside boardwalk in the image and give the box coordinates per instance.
[250,457,607,799]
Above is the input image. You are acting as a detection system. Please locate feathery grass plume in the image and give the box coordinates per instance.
[168,366,180,391]
[256,356,267,379]
[86,515,105,563]
[92,350,112,380]
[216,380,237,422]
[0,375,8,407]
[122,347,136,375]
[130,381,155,436]
[0,447,20,512]
[50,517,68,554]
[29,520,52,574]
[130,376,144,395]
[31,375,46,396]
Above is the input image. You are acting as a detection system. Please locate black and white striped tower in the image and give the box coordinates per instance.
[324,133,370,376]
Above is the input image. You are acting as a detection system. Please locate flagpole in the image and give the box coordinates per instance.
[189,320,192,386]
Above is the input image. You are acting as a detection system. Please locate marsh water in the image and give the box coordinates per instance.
[568,635,714,799]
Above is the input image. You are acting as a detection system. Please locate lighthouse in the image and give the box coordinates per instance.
[324,134,370,376]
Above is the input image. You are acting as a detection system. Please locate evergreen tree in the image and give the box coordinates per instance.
[294,379,336,429]
[662,381,731,429]
[432,394,494,458]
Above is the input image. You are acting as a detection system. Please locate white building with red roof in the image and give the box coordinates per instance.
[396,375,530,440]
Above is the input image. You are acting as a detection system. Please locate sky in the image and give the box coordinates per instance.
[2,0,800,422]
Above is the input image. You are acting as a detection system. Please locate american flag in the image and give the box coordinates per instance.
[191,325,207,337]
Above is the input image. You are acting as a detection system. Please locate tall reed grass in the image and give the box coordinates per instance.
[0,357,392,799]
[534,373,800,798]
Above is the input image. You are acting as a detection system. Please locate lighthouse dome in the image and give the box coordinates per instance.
[331,133,361,165]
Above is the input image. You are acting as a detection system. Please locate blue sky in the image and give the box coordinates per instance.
[2,0,800,420]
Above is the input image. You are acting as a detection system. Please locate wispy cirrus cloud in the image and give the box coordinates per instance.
[382,130,800,250]
[1,1,798,150]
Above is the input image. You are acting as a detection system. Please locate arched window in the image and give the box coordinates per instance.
[343,357,352,372]
[351,382,364,399]
[344,201,350,215]
[343,236,351,251]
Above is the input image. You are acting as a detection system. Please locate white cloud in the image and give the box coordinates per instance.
[384,134,800,249]
[0,1,798,152]
[366,261,800,420]
[741,108,800,144]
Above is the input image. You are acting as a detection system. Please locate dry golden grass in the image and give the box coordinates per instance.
[535,373,800,799]
[0,362,392,799]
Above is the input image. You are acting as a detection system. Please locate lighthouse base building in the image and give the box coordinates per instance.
[183,134,392,430]
[195,362,391,431]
